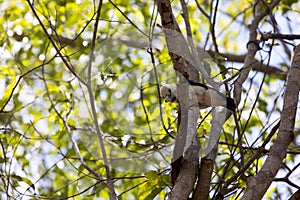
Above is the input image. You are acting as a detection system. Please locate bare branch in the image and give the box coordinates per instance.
[108,0,148,37]
[0,56,56,112]
[193,157,213,200]
[218,121,280,197]
[210,0,220,53]
[86,0,117,199]
[41,66,103,181]
[262,33,300,41]
[241,44,300,200]
[180,0,200,81]
[207,50,287,79]
[156,1,200,199]
[233,0,282,105]
[26,0,87,86]
[195,0,210,19]
[289,189,300,200]
[193,1,282,199]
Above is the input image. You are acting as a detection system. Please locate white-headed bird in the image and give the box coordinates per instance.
[160,81,236,111]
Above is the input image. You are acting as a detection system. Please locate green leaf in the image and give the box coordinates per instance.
[144,187,164,200]
[145,170,159,180]
[281,0,298,14]
[10,174,35,190]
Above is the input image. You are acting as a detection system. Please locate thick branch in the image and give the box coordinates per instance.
[193,1,282,199]
[207,50,287,79]
[156,0,216,86]
[193,157,214,200]
[233,0,282,105]
[156,0,188,78]
[262,33,300,41]
[193,108,228,200]
[289,188,300,200]
[156,0,200,199]
[170,132,200,199]
[241,44,300,200]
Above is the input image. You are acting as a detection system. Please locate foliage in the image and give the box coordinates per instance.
[0,0,300,199]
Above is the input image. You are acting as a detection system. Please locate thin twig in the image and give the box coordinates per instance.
[86,0,117,199]
[0,56,55,112]
[107,0,148,37]
[41,66,103,181]
[147,21,175,138]
[26,0,86,86]
[195,0,210,19]
[210,0,220,53]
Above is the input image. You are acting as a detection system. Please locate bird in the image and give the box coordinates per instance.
[160,80,236,111]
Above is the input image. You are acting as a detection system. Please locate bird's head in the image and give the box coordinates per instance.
[160,84,177,103]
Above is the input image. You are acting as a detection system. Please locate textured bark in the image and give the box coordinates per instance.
[170,134,200,199]
[156,0,200,199]
[193,158,214,200]
[233,0,282,105]
[289,188,300,200]
[156,0,189,78]
[241,44,300,200]
[193,108,227,200]
[193,1,282,199]
[156,0,215,86]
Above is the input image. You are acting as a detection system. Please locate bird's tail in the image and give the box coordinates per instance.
[226,97,236,112]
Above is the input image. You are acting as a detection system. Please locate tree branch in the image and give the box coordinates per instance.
[86,0,117,199]
[193,1,282,199]
[219,121,280,197]
[233,0,282,105]
[156,0,200,199]
[241,44,300,200]
[26,0,86,85]
[180,0,199,81]
[207,50,287,79]
[289,188,300,200]
[261,33,300,41]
